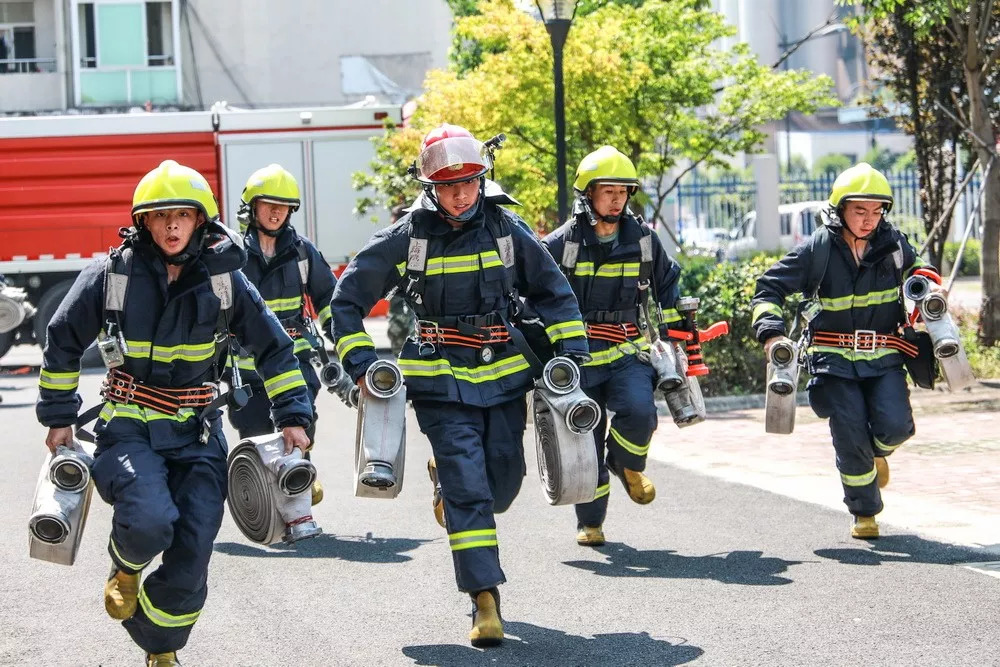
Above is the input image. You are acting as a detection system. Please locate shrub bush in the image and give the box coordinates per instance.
[941,239,981,277]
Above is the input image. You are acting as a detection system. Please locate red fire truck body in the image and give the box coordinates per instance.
[0,103,401,357]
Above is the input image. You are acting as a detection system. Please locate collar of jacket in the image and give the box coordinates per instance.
[411,206,487,237]
[575,213,643,246]
[830,222,900,267]
[244,223,298,259]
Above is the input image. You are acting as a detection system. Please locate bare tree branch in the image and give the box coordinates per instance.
[771,11,840,70]
[508,126,555,158]
[978,0,996,50]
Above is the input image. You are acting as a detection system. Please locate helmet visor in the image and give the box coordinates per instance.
[416,136,491,183]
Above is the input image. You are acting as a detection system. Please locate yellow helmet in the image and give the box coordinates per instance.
[240,164,301,211]
[131,160,219,226]
[829,162,893,212]
[573,146,640,193]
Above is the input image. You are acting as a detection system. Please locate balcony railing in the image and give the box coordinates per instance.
[0,58,57,74]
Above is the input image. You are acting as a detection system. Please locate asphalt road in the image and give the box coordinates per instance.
[2,370,999,666]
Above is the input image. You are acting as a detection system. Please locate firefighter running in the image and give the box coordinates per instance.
[228,163,338,505]
[36,160,313,667]
[541,146,682,547]
[750,162,937,539]
[330,124,589,647]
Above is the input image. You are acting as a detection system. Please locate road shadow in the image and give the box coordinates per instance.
[814,533,999,566]
[563,542,799,585]
[215,531,433,563]
[402,620,702,666]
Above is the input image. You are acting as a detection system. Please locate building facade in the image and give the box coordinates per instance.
[0,0,453,113]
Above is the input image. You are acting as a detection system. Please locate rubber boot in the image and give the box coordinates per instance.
[576,525,605,547]
[427,458,446,529]
[611,465,656,505]
[469,588,503,647]
[146,652,179,666]
[104,566,140,620]
[851,515,879,539]
[875,456,890,489]
[311,479,324,506]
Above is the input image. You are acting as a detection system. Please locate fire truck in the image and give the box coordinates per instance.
[0,101,402,360]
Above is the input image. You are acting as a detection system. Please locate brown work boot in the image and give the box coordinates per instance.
[851,515,880,539]
[875,457,890,489]
[612,466,656,505]
[104,566,140,620]
[576,525,606,547]
[427,458,446,529]
[469,588,503,647]
[146,652,179,666]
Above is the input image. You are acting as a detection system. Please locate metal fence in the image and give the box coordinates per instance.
[674,169,982,243]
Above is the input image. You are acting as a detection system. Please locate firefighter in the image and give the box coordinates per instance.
[229,163,337,504]
[36,160,313,667]
[330,124,588,647]
[541,146,682,547]
[750,162,936,539]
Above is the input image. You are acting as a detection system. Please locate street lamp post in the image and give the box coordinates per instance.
[534,1,578,223]
[777,22,849,173]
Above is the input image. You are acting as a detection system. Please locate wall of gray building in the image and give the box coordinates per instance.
[178,0,453,108]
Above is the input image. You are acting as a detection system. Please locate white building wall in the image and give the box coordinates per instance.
[181,0,452,108]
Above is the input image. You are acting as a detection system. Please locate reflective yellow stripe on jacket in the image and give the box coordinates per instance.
[122,339,216,364]
[545,320,586,343]
[336,332,375,358]
[805,345,899,362]
[398,354,531,383]
[39,369,80,391]
[98,401,199,424]
[263,369,307,399]
[819,287,899,312]
[583,339,650,367]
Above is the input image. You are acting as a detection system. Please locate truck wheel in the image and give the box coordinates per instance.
[0,329,13,360]
[32,280,76,349]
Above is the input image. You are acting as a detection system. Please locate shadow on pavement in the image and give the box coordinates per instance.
[814,534,997,566]
[402,621,703,666]
[563,542,800,585]
[215,532,433,563]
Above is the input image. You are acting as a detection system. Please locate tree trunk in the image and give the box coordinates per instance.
[966,73,1000,344]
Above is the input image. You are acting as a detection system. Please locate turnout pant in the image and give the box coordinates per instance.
[575,357,659,528]
[807,368,915,517]
[412,397,527,593]
[91,433,228,654]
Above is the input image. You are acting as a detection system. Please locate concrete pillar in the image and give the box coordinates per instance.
[754,154,781,252]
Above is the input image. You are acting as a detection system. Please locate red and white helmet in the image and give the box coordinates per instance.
[414,124,491,185]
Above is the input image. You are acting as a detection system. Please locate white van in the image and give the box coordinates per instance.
[725,200,827,260]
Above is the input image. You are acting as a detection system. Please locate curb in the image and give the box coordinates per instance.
[702,391,810,413]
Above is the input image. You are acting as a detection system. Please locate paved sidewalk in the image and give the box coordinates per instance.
[649,382,1000,550]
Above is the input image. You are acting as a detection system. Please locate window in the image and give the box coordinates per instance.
[0,1,36,74]
[779,212,792,236]
[75,1,178,105]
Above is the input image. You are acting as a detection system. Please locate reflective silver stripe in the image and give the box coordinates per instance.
[105,273,128,311]
[110,536,151,571]
[210,273,233,309]
[874,437,901,453]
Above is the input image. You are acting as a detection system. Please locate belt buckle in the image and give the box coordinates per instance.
[416,320,440,357]
[854,329,877,352]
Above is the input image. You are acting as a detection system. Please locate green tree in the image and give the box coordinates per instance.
[850,0,1000,344]
[355,0,835,231]
[812,153,853,175]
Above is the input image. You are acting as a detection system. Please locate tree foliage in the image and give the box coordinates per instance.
[354,0,835,231]
[849,0,1000,344]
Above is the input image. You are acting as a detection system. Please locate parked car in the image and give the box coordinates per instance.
[679,226,729,260]
[725,200,826,260]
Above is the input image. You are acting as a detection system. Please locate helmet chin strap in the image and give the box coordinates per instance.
[578,194,628,226]
[241,203,289,237]
[139,225,208,265]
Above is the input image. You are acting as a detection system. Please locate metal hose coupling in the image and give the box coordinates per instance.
[904,276,960,359]
[321,362,361,407]
[49,444,94,493]
[365,359,404,399]
[540,357,581,395]
[767,340,798,396]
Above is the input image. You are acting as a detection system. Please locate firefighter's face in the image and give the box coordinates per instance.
[145,207,203,256]
[590,183,629,220]
[434,179,480,219]
[255,200,291,231]
[841,199,885,238]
